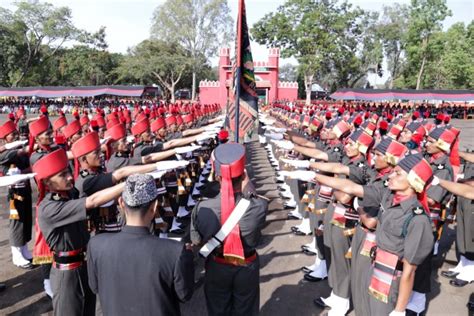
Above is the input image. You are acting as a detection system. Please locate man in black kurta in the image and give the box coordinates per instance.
[87,174,194,316]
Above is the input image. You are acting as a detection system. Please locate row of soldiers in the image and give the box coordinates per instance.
[259,103,473,315]
[0,102,271,315]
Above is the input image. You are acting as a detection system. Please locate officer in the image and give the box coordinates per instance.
[191,143,267,315]
[33,149,125,315]
[87,173,194,316]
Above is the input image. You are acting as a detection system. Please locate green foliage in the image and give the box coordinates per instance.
[150,0,233,100]
[116,40,191,102]
[252,0,381,103]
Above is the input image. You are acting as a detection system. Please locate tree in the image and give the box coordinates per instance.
[423,23,474,89]
[6,0,80,86]
[377,4,410,88]
[279,63,298,82]
[406,0,451,89]
[150,0,233,101]
[116,40,190,103]
[252,0,373,104]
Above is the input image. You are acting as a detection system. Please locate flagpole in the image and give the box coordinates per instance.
[234,67,241,142]
[234,0,243,143]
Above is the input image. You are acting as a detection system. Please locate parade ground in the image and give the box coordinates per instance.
[0,117,473,316]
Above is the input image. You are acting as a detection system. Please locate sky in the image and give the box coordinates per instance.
[3,0,473,72]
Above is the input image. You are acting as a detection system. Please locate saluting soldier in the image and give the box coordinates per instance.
[33,149,125,315]
[71,132,159,233]
[0,120,33,269]
[191,143,267,316]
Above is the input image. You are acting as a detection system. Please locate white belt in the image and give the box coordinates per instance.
[199,198,251,258]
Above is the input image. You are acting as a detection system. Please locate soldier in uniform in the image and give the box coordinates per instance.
[434,173,474,287]
[191,143,267,316]
[33,148,125,315]
[0,120,33,269]
[87,174,194,316]
[310,154,434,316]
[71,132,161,233]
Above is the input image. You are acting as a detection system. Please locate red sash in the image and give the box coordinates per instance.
[33,205,53,265]
[360,231,376,257]
[317,185,333,202]
[331,203,347,228]
[368,249,400,303]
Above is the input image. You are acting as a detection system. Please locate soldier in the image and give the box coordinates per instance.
[191,143,267,315]
[309,154,434,316]
[71,132,161,233]
[87,174,194,316]
[0,120,33,269]
[33,149,125,315]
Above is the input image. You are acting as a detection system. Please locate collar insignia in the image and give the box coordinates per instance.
[80,170,89,177]
[437,164,445,170]
[413,207,423,215]
[52,193,61,201]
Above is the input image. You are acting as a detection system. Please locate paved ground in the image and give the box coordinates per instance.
[0,118,473,315]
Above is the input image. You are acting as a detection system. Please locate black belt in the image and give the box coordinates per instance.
[53,252,85,265]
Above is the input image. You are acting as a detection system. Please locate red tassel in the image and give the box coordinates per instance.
[220,165,244,260]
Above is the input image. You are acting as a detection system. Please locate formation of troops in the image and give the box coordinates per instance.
[0,101,268,315]
[259,101,473,316]
[0,97,472,316]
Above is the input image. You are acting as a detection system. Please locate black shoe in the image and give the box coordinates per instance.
[0,283,5,292]
[294,230,312,236]
[440,270,459,279]
[405,309,419,316]
[287,213,302,220]
[313,297,329,308]
[170,229,185,235]
[468,300,474,311]
[303,248,317,256]
[449,278,471,287]
[290,226,300,232]
[301,266,313,274]
[304,273,327,282]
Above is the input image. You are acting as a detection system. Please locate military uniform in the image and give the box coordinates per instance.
[105,151,141,172]
[0,148,32,248]
[190,143,266,315]
[361,186,433,315]
[38,190,96,315]
[191,192,267,315]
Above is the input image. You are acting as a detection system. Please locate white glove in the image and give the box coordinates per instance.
[280,170,316,182]
[388,311,405,316]
[272,127,287,133]
[0,173,36,187]
[258,135,267,144]
[100,137,111,145]
[196,133,214,142]
[281,158,310,169]
[264,132,284,140]
[272,140,294,151]
[155,160,189,171]
[175,145,201,154]
[431,176,440,186]
[4,140,28,150]
[147,170,166,179]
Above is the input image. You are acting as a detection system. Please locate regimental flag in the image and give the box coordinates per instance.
[229,0,258,139]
